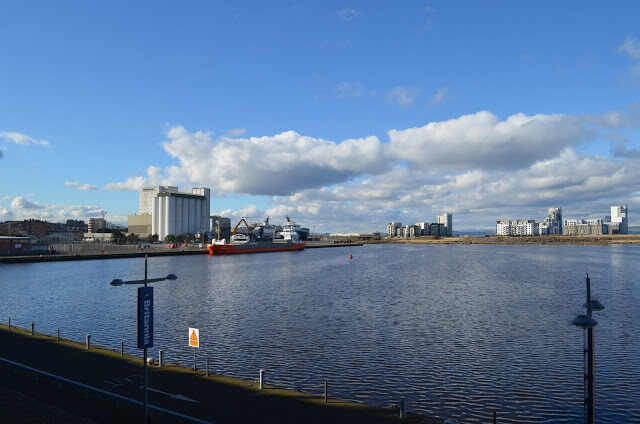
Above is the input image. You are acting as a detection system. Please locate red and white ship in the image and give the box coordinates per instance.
[207,217,306,255]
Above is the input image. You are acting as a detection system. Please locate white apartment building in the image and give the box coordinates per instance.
[496,219,538,236]
[138,186,211,241]
[496,220,512,236]
[387,222,402,237]
[608,205,628,234]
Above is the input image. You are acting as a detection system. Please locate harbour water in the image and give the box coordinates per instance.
[1,244,639,423]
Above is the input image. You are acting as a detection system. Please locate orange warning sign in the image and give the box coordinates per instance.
[188,327,199,348]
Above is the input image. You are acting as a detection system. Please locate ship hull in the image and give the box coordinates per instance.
[207,241,306,255]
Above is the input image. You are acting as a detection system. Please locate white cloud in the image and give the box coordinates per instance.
[387,111,584,171]
[226,128,247,137]
[3,196,110,223]
[336,8,361,21]
[0,131,50,147]
[387,86,419,106]
[11,196,43,210]
[334,81,366,98]
[618,37,640,60]
[104,166,167,191]
[428,86,449,108]
[618,36,640,80]
[106,126,387,196]
[65,181,98,191]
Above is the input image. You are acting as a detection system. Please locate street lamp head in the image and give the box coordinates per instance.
[110,279,124,286]
[585,299,604,311]
[165,274,178,280]
[572,314,597,328]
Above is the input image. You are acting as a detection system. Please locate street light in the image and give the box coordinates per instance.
[110,254,178,424]
[572,273,604,424]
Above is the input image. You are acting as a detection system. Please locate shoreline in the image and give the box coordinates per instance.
[367,234,640,246]
[0,242,362,264]
[0,324,433,423]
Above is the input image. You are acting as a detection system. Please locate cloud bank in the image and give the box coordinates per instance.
[97,109,640,231]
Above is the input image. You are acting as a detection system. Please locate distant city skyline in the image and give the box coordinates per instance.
[1,2,639,232]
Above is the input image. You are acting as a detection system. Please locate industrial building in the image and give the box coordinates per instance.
[129,186,211,242]
[210,215,231,241]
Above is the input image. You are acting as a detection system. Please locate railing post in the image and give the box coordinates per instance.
[399,399,406,419]
[493,410,497,424]
[206,358,209,377]
[8,317,10,330]
[86,334,90,350]
[159,350,163,367]
[57,328,60,342]
[324,381,328,402]
[30,322,34,335]
[121,341,124,357]
[259,369,265,389]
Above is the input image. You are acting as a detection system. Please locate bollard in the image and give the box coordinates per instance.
[86,334,91,350]
[259,369,265,389]
[121,341,124,357]
[159,350,164,367]
[493,411,497,424]
[57,328,60,342]
[324,381,328,402]
[399,399,406,419]
[206,359,209,377]
[30,322,34,335]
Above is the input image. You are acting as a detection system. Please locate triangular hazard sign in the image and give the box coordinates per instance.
[189,328,199,347]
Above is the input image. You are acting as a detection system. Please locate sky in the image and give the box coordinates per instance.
[1,1,640,233]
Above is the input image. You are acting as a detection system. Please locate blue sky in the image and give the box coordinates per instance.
[1,1,640,232]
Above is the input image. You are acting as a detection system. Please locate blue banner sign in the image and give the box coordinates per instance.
[137,286,153,349]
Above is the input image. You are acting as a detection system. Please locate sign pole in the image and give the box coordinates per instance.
[188,327,200,371]
[144,255,148,424]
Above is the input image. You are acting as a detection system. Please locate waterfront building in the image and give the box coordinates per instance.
[545,207,563,234]
[387,213,452,239]
[438,213,453,236]
[387,222,402,237]
[606,205,628,234]
[139,186,211,242]
[88,217,105,233]
[496,220,513,236]
[0,219,48,236]
[429,222,446,237]
[563,219,606,236]
[407,224,420,238]
[127,214,152,237]
[0,236,30,255]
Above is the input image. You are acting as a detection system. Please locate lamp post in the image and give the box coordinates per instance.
[572,273,604,424]
[110,255,177,424]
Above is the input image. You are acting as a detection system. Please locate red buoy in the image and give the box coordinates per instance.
[349,254,353,259]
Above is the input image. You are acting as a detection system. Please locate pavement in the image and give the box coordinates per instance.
[0,325,436,424]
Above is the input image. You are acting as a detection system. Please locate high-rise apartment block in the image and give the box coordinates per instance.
[607,205,628,234]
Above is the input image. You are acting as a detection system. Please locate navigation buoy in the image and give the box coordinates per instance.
[349,254,353,259]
